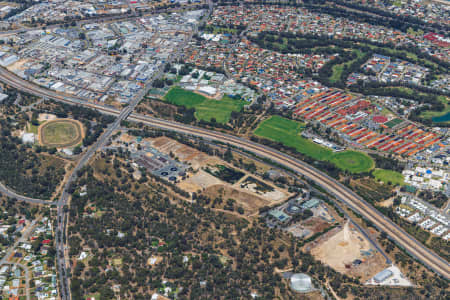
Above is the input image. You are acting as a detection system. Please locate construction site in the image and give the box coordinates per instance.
[310,221,388,281]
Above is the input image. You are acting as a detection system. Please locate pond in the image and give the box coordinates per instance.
[432,112,450,123]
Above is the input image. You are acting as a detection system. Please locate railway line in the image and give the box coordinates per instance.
[0,57,449,281]
[128,114,450,279]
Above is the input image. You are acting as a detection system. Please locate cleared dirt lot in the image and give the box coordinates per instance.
[203,184,273,215]
[150,136,291,215]
[152,136,213,169]
[178,170,223,193]
[236,177,288,202]
[38,113,57,122]
[311,221,386,280]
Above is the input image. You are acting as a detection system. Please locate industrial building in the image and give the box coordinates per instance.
[300,198,320,210]
[131,144,187,182]
[373,269,393,283]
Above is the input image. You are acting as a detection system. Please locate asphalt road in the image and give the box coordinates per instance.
[0,182,56,205]
[0,1,447,293]
[0,51,448,281]
[53,5,211,299]
[128,114,450,279]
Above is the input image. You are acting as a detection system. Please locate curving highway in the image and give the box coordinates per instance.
[0,182,56,205]
[0,17,448,290]
[0,63,449,280]
[127,114,450,280]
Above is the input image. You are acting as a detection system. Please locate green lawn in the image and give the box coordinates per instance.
[330,64,345,83]
[165,87,206,108]
[373,169,405,186]
[254,115,331,160]
[28,123,39,134]
[330,151,374,173]
[164,87,246,123]
[254,116,374,173]
[384,118,404,128]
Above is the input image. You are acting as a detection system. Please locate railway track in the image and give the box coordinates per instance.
[0,65,449,279]
[129,114,450,279]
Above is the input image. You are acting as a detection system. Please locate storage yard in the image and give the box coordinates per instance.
[366,265,413,287]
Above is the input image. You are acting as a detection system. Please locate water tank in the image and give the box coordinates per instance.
[290,273,313,293]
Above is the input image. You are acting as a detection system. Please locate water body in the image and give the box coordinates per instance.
[432,112,450,123]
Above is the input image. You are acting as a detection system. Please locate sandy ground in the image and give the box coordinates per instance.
[288,216,334,239]
[119,133,135,143]
[6,58,30,72]
[38,113,57,122]
[13,129,24,138]
[286,223,312,238]
[311,221,385,279]
[378,196,395,208]
[150,136,290,213]
[304,217,332,233]
[237,181,288,202]
[151,136,211,169]
[178,170,223,193]
[203,184,272,215]
[147,256,163,266]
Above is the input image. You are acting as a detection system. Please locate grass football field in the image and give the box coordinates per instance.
[372,169,404,185]
[164,87,246,124]
[254,116,374,173]
[330,151,374,173]
[254,115,331,160]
